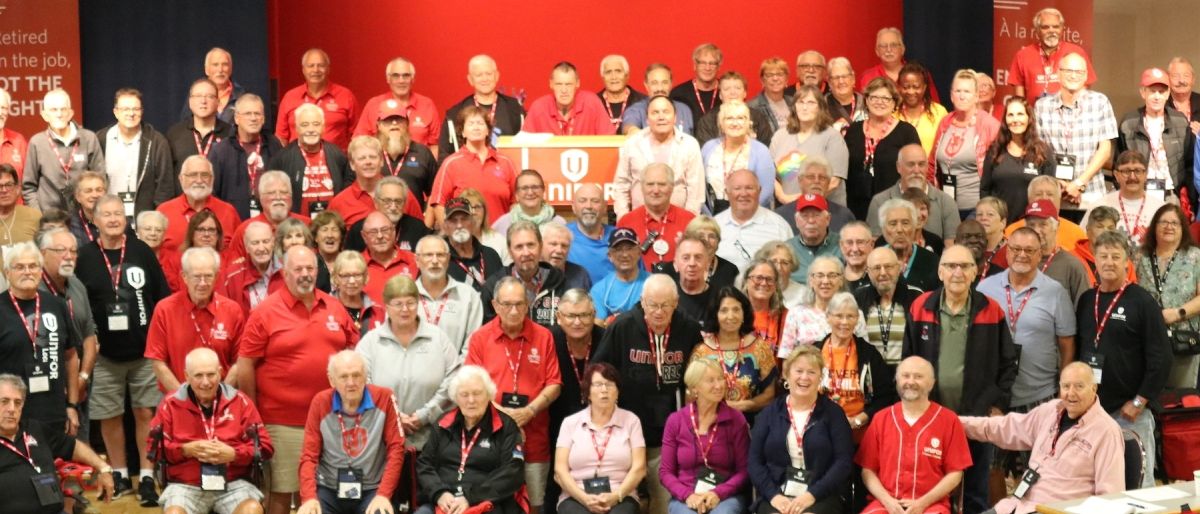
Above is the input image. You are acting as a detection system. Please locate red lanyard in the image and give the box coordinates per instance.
[590,424,615,470]
[8,292,40,355]
[646,324,670,386]
[863,118,896,170]
[384,148,410,177]
[602,97,627,125]
[193,129,216,157]
[568,343,591,403]
[78,210,96,242]
[557,112,575,136]
[693,81,718,115]
[1004,284,1036,334]
[1040,248,1058,273]
[420,292,449,326]
[714,336,750,392]
[982,240,1006,278]
[98,237,128,296]
[1117,196,1147,239]
[503,337,525,392]
[338,412,362,437]
[0,433,39,472]
[473,98,498,123]
[786,396,809,459]
[821,339,856,400]
[190,307,211,348]
[456,259,485,285]
[198,398,220,441]
[51,136,80,178]
[41,273,74,322]
[1093,283,1130,348]
[458,425,483,479]
[303,147,327,170]
[245,139,263,186]
[688,403,719,467]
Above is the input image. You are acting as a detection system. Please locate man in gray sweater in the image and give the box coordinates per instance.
[22,88,105,212]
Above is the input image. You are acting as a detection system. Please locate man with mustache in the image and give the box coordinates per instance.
[269,103,354,217]
[620,63,695,135]
[415,234,483,353]
[353,56,441,151]
[0,164,38,247]
[157,155,242,255]
[442,197,503,295]
[210,93,284,220]
[75,194,171,504]
[1117,70,1193,206]
[1081,151,1164,247]
[343,176,430,254]
[1007,8,1096,100]
[275,48,359,150]
[225,171,311,262]
[902,246,1019,514]
[479,220,569,328]
[565,184,614,284]
[373,100,437,214]
[866,144,959,243]
[854,246,923,371]
[855,357,972,514]
[22,88,106,212]
[39,228,98,443]
[540,222,592,292]
[237,245,358,514]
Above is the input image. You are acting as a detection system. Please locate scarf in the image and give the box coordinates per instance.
[509,203,557,225]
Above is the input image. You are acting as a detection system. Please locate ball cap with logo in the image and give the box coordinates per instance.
[1023,199,1058,220]
[1140,68,1169,88]
[608,227,639,248]
[377,98,409,121]
[795,193,829,212]
[444,197,473,218]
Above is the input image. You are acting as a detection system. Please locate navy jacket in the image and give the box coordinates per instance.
[748,394,854,507]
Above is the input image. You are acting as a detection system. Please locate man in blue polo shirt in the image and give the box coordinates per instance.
[565,184,615,283]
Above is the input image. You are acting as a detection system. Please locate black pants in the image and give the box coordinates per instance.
[756,495,843,514]
[557,496,640,514]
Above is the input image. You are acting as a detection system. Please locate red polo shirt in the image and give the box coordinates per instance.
[218,257,284,314]
[1007,42,1096,100]
[0,128,28,176]
[464,318,561,463]
[353,92,442,148]
[362,249,418,304]
[328,181,422,227]
[275,82,360,149]
[145,291,246,389]
[617,205,695,269]
[226,211,311,263]
[238,287,358,426]
[429,147,517,225]
[156,195,243,255]
[521,91,617,135]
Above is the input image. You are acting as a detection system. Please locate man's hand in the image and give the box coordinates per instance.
[1189,120,1200,136]
[208,441,237,464]
[296,498,321,514]
[96,471,114,503]
[878,495,906,514]
[1120,399,1144,422]
[900,496,931,514]
[366,494,394,514]
[499,406,534,426]
[65,408,79,436]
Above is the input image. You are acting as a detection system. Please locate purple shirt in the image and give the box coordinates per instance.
[659,402,751,500]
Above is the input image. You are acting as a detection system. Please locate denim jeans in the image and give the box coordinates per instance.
[317,485,380,514]
[962,439,995,514]
[668,495,748,514]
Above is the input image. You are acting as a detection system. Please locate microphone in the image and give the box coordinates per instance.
[640,231,660,255]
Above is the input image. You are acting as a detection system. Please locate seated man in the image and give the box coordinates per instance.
[857,356,971,514]
[298,351,405,514]
[960,362,1123,514]
[151,348,274,514]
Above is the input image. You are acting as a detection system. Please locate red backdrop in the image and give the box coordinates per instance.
[992,0,1094,99]
[1,0,82,136]
[267,0,903,119]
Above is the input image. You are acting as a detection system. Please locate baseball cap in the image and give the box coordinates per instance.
[377,99,408,121]
[609,227,639,248]
[444,197,472,217]
[1140,68,1169,88]
[1024,199,1058,220]
[795,193,829,212]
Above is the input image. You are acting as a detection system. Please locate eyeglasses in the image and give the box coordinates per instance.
[378,198,405,207]
[1007,246,1040,255]
[643,301,673,313]
[809,272,841,281]
[797,63,824,70]
[1115,167,1147,175]
[591,381,615,390]
[187,273,216,284]
[1159,220,1183,228]
[695,60,720,67]
[363,227,393,237]
[517,185,544,192]
[746,274,775,284]
[559,312,594,323]
[939,262,976,272]
[194,226,219,234]
[867,95,896,104]
[387,300,419,311]
[0,182,16,191]
[496,300,527,311]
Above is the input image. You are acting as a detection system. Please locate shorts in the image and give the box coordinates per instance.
[524,461,549,507]
[91,356,162,420]
[160,479,264,514]
[265,424,305,493]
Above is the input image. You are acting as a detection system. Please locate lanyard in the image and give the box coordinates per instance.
[503,337,525,393]
[820,339,856,400]
[41,273,74,322]
[786,395,809,464]
[49,132,79,178]
[245,139,263,187]
[458,425,483,480]
[1117,196,1147,240]
[337,412,362,438]
[875,302,896,351]
[602,96,628,126]
[303,146,327,171]
[78,210,96,242]
[193,129,216,158]
[721,143,747,186]
[688,403,719,468]
[197,397,220,441]
[455,255,486,285]
[863,118,896,172]
[0,433,39,472]
[420,292,449,326]
[1040,248,1058,273]
[1004,283,1036,335]
[646,324,670,387]
[473,98,498,124]
[568,342,591,404]
[982,241,1006,278]
[8,292,40,356]
[1150,251,1178,300]
[98,237,128,297]
[692,81,718,115]
[1093,283,1130,348]
[384,148,410,177]
[714,335,750,392]
[589,424,615,474]
[556,115,575,136]
[189,307,211,348]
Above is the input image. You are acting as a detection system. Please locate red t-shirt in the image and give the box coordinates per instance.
[616,205,696,269]
[237,287,358,426]
[362,249,418,305]
[353,92,442,149]
[521,91,618,136]
[429,146,517,225]
[1007,42,1096,100]
[464,318,562,462]
[156,195,243,255]
[855,403,972,513]
[275,82,359,150]
[144,291,246,389]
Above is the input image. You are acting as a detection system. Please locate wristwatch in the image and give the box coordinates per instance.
[79,371,90,383]
[98,465,113,474]
[1179,307,1188,320]
[1132,397,1146,409]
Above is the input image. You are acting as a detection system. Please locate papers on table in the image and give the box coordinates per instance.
[1124,486,1190,503]
[1064,496,1138,514]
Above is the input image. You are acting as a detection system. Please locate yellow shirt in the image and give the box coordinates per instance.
[895,102,948,155]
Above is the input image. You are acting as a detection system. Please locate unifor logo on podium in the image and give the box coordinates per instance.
[497,135,626,205]
[560,149,589,183]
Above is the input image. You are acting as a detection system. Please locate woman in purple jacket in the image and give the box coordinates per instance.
[748,345,854,514]
[659,359,751,514]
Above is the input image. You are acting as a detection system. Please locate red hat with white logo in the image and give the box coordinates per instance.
[1024,199,1058,220]
[795,193,828,212]
[377,99,408,121]
[1140,68,1169,88]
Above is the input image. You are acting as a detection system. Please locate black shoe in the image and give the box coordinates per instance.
[137,476,158,507]
[110,472,133,499]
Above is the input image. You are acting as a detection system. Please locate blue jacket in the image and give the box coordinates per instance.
[748,394,854,507]
[700,138,776,207]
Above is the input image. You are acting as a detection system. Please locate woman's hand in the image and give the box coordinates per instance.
[788,492,816,514]
[1164,308,1181,325]
[769,494,792,514]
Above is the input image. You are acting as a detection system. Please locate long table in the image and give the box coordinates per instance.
[1037,481,1199,514]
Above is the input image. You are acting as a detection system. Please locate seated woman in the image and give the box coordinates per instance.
[554,362,645,514]
[777,256,867,358]
[660,359,751,514]
[417,365,527,514]
[815,293,895,435]
[749,345,855,514]
[690,287,777,417]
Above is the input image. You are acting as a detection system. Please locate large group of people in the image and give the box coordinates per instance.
[0,6,1195,514]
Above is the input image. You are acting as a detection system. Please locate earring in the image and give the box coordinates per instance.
[781,381,790,390]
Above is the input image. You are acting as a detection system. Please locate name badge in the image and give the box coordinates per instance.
[1054,155,1077,181]
[941,173,957,200]
[107,303,130,332]
[652,239,669,256]
[501,392,529,408]
[31,472,63,507]
[1146,179,1166,203]
[583,476,611,494]
[200,463,227,491]
[694,466,724,494]
[1086,353,1105,384]
[118,192,136,218]
[1023,162,1039,176]
[782,466,810,497]
[1014,467,1040,499]
[73,153,86,163]
[309,201,329,214]
[27,364,49,394]
[337,467,363,499]
[248,198,262,219]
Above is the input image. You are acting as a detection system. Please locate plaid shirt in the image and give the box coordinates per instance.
[1034,89,1118,206]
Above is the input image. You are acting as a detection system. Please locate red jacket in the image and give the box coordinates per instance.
[218,257,284,314]
[150,383,274,486]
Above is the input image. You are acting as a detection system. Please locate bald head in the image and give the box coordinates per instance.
[184,347,221,375]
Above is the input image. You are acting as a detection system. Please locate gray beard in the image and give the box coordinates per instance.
[451,229,471,244]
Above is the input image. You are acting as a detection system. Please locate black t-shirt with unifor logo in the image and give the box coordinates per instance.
[1075,283,1171,412]
[76,237,171,361]
[0,291,78,428]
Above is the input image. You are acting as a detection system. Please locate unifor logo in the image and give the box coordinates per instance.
[126,267,146,289]
[560,149,589,183]
[41,313,58,333]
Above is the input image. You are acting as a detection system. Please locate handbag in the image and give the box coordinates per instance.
[1170,321,1200,356]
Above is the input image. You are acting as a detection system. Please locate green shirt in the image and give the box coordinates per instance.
[937,294,971,412]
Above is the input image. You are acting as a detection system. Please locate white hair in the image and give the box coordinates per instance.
[327,349,369,378]
[448,365,497,401]
[181,246,221,276]
[3,241,42,271]
[827,57,853,75]
[600,54,630,76]
[539,221,573,243]
[877,198,918,227]
[641,273,679,302]
[257,170,292,197]
[37,227,75,251]
[136,210,168,230]
[293,103,325,125]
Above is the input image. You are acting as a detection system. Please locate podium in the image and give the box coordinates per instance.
[496,135,627,206]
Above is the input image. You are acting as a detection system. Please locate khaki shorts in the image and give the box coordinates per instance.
[91,356,162,420]
[265,424,305,493]
[524,462,549,507]
[160,479,264,514]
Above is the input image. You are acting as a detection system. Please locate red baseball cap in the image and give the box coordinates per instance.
[1024,199,1058,220]
[795,193,828,212]
[1141,68,1169,88]
[377,99,408,121]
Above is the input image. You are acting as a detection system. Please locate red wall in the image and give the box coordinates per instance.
[267,0,903,117]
